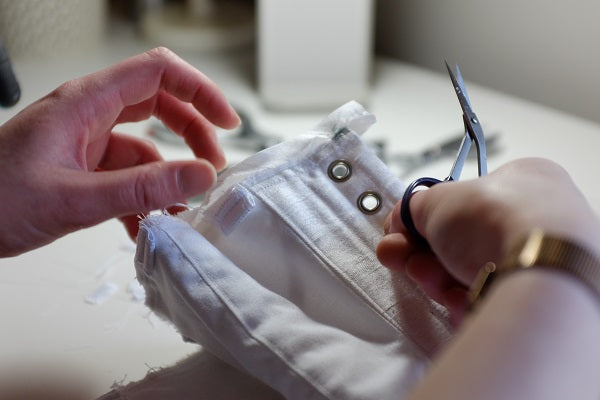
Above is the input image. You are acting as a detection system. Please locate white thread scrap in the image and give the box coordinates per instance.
[118,240,136,253]
[95,254,121,280]
[85,282,119,305]
[127,279,146,303]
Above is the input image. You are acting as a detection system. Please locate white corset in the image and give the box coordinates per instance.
[131,101,452,400]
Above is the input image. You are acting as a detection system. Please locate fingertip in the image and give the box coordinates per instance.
[177,160,217,199]
[221,106,241,130]
[211,148,227,172]
[376,233,411,270]
[192,84,240,130]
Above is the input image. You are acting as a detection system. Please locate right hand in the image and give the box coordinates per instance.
[377,158,600,322]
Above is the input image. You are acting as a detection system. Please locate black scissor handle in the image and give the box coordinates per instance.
[400,176,442,245]
[0,40,20,108]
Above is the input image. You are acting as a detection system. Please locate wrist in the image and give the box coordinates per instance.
[469,228,600,311]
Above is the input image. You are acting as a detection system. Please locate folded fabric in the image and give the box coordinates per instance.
[133,101,452,399]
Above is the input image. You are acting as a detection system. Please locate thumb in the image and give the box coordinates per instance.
[76,160,217,224]
[389,189,431,236]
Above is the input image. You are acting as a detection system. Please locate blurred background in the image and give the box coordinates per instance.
[1,0,598,122]
[2,3,600,398]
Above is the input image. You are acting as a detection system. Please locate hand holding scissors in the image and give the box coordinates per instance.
[400,63,488,245]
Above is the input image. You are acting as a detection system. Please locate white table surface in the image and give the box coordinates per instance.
[1,38,600,398]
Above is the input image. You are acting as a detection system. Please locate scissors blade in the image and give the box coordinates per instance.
[445,61,474,117]
[455,65,471,108]
[471,120,487,176]
[445,61,488,176]
[446,130,472,181]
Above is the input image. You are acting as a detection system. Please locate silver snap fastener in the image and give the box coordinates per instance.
[357,191,382,214]
[328,160,352,182]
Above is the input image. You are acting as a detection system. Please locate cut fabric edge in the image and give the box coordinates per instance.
[135,214,426,400]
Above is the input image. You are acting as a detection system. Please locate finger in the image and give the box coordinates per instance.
[115,91,226,170]
[407,182,458,241]
[74,160,216,226]
[443,287,469,327]
[95,132,163,238]
[116,47,240,128]
[405,251,464,306]
[377,231,470,325]
[95,133,206,239]
[94,132,163,171]
[54,47,239,142]
[376,232,412,270]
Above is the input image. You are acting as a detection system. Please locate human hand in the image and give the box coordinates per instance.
[377,158,600,323]
[0,47,240,257]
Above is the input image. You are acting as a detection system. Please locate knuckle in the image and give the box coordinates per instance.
[139,137,160,157]
[48,79,84,101]
[127,165,179,212]
[145,46,177,62]
[130,168,162,211]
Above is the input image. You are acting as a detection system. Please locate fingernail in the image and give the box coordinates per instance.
[178,163,217,198]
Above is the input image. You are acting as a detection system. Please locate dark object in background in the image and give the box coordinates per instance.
[0,40,20,107]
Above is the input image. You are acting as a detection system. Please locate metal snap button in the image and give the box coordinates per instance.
[357,191,382,214]
[328,160,352,182]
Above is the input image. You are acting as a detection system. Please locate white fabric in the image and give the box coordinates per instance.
[132,101,452,399]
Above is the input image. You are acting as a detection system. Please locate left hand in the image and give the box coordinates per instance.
[0,47,240,257]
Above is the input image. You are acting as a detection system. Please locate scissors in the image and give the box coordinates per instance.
[400,62,488,245]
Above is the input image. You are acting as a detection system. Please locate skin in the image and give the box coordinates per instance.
[0,47,240,257]
[377,158,600,399]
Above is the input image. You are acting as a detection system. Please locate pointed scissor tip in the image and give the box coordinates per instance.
[444,60,473,109]
[444,59,452,72]
[444,60,461,77]
[444,60,458,84]
[444,60,458,81]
